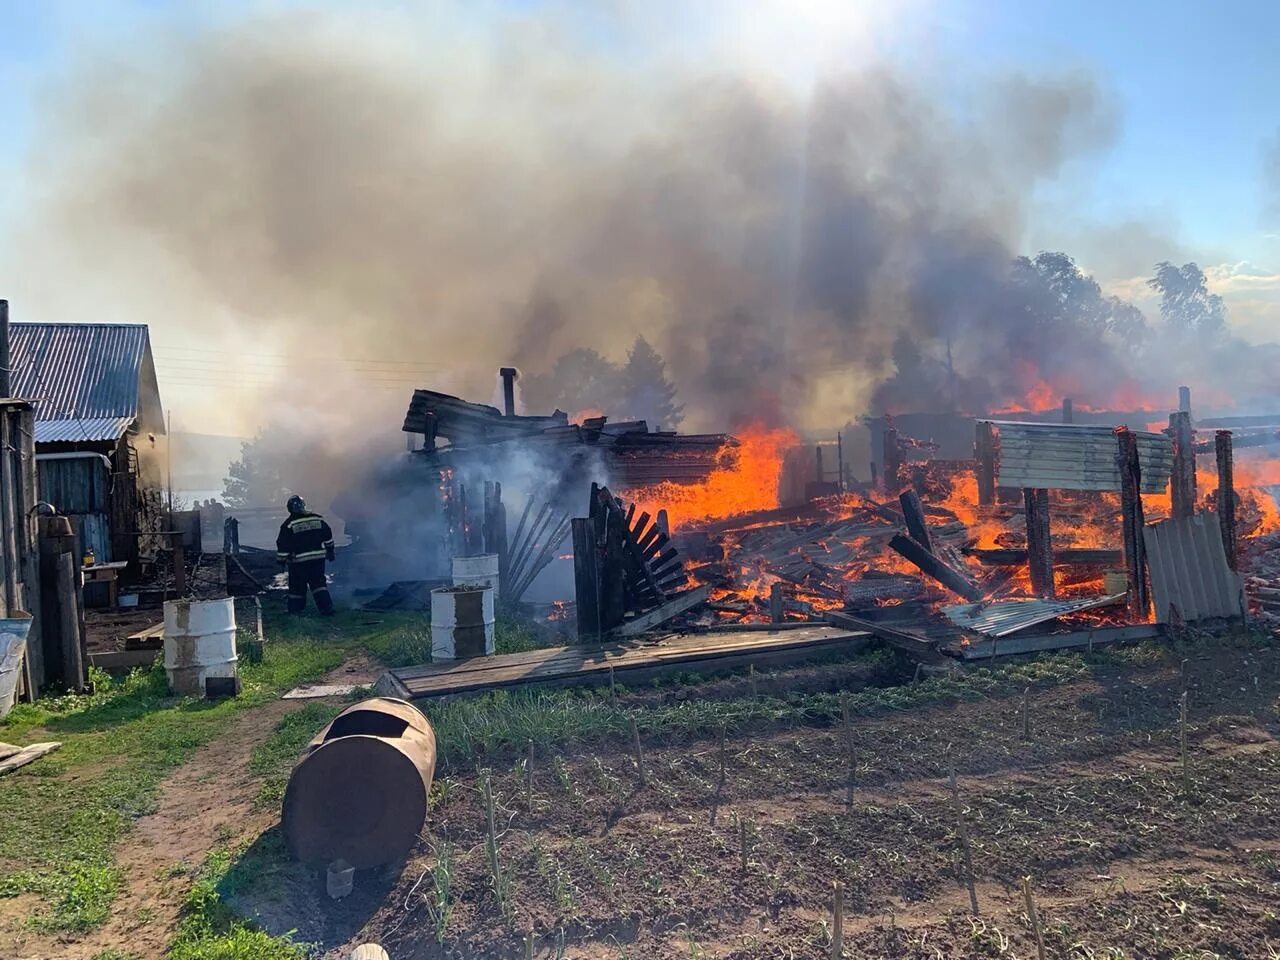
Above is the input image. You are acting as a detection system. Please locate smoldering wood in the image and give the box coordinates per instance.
[1169,411,1196,520]
[962,547,1121,566]
[899,489,933,553]
[1178,385,1192,414]
[1215,430,1237,571]
[1023,488,1054,598]
[1062,398,1073,424]
[888,533,983,602]
[1116,428,1150,620]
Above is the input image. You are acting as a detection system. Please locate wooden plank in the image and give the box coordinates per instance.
[825,612,949,665]
[888,533,983,601]
[614,585,710,637]
[954,623,1164,660]
[0,741,60,777]
[899,490,932,553]
[1023,488,1054,598]
[89,648,160,671]
[390,625,872,698]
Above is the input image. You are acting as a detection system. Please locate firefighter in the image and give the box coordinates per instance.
[276,495,336,615]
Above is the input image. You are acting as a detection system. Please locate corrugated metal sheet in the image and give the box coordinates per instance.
[1144,514,1245,623]
[984,420,1172,493]
[8,323,150,433]
[942,593,1127,637]
[34,416,134,444]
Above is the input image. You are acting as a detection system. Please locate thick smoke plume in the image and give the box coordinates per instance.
[9,4,1274,518]
[16,9,1127,423]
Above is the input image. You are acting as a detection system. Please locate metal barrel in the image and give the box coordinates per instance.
[430,584,495,660]
[282,697,437,869]
[163,598,238,697]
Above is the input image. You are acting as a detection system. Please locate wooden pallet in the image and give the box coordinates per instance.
[378,625,873,700]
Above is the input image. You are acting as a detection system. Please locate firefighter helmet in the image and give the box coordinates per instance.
[287,495,306,515]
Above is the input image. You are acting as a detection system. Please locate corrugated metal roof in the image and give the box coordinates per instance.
[33,417,135,444]
[1144,514,1245,622]
[942,593,1127,637]
[8,323,150,429]
[984,420,1172,493]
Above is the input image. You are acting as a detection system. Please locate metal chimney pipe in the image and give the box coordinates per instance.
[499,367,518,417]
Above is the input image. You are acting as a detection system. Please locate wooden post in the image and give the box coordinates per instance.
[831,882,844,958]
[1169,411,1196,519]
[0,300,9,398]
[949,762,980,915]
[1061,398,1073,424]
[1178,385,1192,415]
[1215,430,1237,570]
[836,433,845,493]
[881,427,901,496]
[571,518,600,641]
[1023,877,1046,960]
[975,422,996,506]
[888,533,983,601]
[1115,428,1149,620]
[815,445,824,486]
[0,409,17,618]
[1023,488,1054,598]
[769,581,783,624]
[56,552,86,691]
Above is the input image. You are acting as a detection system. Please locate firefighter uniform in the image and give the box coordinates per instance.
[276,507,336,615]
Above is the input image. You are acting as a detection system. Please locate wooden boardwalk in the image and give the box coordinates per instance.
[377,625,872,700]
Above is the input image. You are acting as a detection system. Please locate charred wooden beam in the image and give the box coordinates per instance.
[826,611,948,665]
[1115,427,1150,620]
[1216,429,1237,571]
[1169,411,1196,519]
[614,585,710,637]
[888,533,983,602]
[962,547,1122,566]
[1178,385,1192,415]
[1062,398,1073,424]
[899,489,933,553]
[881,427,902,496]
[1023,488,1054,598]
[975,422,996,506]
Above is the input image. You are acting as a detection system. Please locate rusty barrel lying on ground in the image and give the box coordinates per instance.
[282,697,437,869]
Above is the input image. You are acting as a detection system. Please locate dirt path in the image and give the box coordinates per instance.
[6,658,380,960]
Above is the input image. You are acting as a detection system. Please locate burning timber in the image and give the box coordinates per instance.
[373,379,1280,699]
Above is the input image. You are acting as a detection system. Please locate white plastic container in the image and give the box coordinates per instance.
[430,585,495,660]
[452,554,500,597]
[163,597,238,697]
[0,614,33,719]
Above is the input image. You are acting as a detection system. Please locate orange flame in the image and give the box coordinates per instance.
[622,425,798,531]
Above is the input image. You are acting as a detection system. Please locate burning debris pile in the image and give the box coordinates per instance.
[567,401,1280,659]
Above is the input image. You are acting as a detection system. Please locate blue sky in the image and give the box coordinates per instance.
[2,1,1276,263]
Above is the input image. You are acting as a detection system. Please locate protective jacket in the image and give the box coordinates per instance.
[276,511,335,565]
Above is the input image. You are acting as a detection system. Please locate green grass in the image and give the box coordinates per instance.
[0,599,427,935]
[168,846,306,960]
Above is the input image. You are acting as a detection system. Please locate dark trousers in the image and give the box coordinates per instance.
[287,559,334,614]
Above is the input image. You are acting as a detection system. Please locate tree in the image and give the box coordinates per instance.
[1147,261,1226,336]
[519,348,621,416]
[621,335,684,430]
[222,429,289,508]
[1013,251,1149,346]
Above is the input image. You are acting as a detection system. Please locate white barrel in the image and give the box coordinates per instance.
[430,585,495,660]
[164,598,238,697]
[0,615,33,719]
[452,554,500,597]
